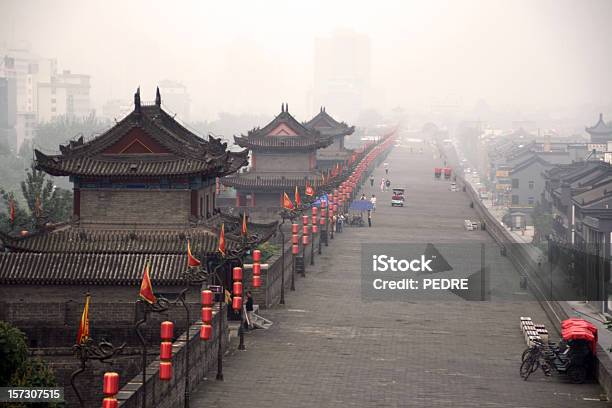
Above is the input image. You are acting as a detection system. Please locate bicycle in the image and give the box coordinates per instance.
[520,341,552,380]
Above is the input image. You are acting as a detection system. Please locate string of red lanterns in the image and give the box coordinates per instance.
[159,321,174,381]
[200,289,214,341]
[102,372,119,408]
[252,249,262,288]
[232,267,243,311]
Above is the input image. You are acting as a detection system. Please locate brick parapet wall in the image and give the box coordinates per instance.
[117,305,227,408]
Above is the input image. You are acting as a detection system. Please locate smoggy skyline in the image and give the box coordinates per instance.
[1,0,611,121]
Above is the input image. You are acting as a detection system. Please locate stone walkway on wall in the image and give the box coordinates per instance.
[191,143,606,408]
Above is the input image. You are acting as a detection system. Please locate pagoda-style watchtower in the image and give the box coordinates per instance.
[35,88,248,229]
[222,103,333,215]
[305,107,355,170]
[586,113,612,144]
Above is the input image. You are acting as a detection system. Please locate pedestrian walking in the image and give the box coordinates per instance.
[367,209,372,227]
[385,179,391,191]
[245,291,254,329]
[384,162,389,175]
[360,193,367,200]
[370,194,377,212]
[370,176,374,187]
[380,178,385,192]
[338,214,344,232]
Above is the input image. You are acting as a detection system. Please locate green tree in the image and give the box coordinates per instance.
[34,113,110,152]
[0,321,28,386]
[5,358,60,407]
[20,163,73,228]
[532,201,553,244]
[0,322,59,407]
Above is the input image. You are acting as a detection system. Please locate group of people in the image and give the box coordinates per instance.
[380,177,391,192]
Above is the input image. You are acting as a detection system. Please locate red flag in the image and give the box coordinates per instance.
[76,294,90,345]
[218,223,226,256]
[305,184,315,197]
[8,197,15,224]
[187,240,201,268]
[282,192,294,210]
[139,261,157,304]
[241,212,248,236]
[294,186,301,207]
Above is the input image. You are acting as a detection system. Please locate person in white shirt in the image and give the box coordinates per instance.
[370,194,377,212]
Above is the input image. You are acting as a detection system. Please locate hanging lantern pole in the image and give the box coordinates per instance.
[311,207,317,265]
[291,223,299,290]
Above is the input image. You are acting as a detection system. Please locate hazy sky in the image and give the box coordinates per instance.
[1,0,611,121]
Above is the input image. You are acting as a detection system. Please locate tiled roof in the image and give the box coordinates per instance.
[234,106,333,151]
[572,179,612,207]
[35,92,249,178]
[0,213,278,286]
[0,228,233,254]
[221,175,329,191]
[586,114,612,135]
[304,108,355,137]
[0,252,187,285]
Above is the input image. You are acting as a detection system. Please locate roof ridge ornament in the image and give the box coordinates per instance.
[155,87,161,107]
[134,87,141,114]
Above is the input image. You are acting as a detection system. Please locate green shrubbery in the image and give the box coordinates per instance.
[0,321,59,407]
[244,241,280,263]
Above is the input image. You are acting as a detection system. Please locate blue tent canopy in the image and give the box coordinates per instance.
[349,200,373,211]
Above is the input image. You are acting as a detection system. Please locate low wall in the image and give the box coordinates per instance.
[246,232,321,308]
[459,174,612,397]
[118,304,228,408]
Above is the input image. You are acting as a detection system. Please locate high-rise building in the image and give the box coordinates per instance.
[0,77,17,150]
[312,29,371,122]
[37,70,91,123]
[158,80,190,122]
[0,48,57,148]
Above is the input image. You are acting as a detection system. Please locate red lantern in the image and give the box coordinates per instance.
[313,225,319,233]
[292,234,299,245]
[319,217,325,226]
[232,267,243,281]
[103,372,119,396]
[253,250,262,262]
[321,200,327,208]
[302,225,309,235]
[312,215,317,224]
[201,290,214,306]
[302,235,309,245]
[160,321,174,341]
[302,215,308,225]
[292,244,299,255]
[233,281,243,296]
[253,275,262,288]
[201,307,213,323]
[252,263,261,275]
[102,398,119,408]
[232,296,242,311]
[312,206,318,216]
[200,324,212,340]
[292,223,299,234]
[160,341,172,360]
[321,208,327,217]
[160,361,172,381]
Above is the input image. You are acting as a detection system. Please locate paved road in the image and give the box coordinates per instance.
[192,143,606,407]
